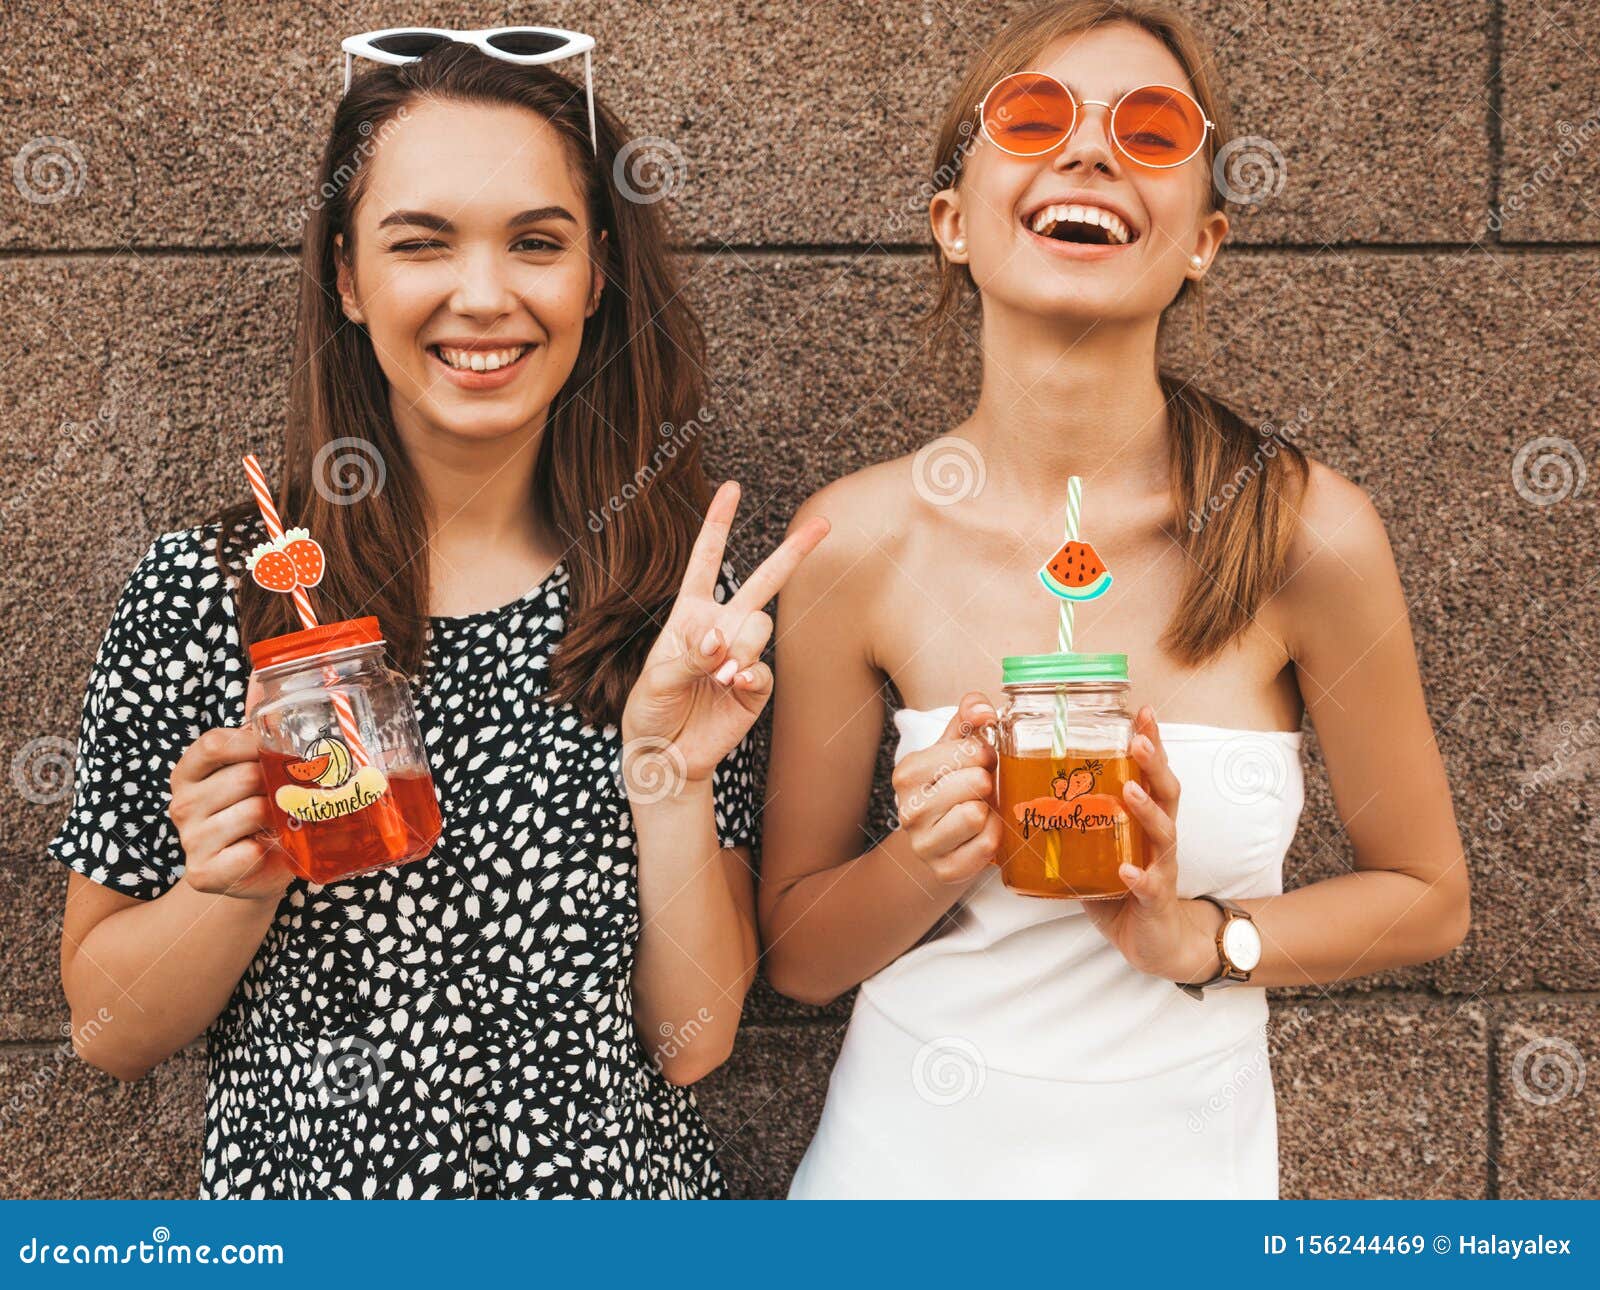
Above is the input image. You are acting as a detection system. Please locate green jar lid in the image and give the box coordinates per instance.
[1001,651,1129,686]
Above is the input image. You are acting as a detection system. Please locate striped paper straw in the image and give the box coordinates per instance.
[1045,476,1084,882]
[243,454,370,768]
[1058,476,1081,657]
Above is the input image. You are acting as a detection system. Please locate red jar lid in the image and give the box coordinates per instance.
[249,616,383,671]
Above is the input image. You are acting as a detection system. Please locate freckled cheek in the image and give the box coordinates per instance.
[511,268,595,346]
[523,260,592,309]
[360,267,455,364]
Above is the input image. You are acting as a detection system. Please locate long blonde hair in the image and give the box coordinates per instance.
[928,0,1309,663]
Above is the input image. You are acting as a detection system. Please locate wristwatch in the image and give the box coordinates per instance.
[1176,895,1261,1000]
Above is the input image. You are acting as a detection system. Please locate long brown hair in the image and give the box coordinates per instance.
[927,0,1309,663]
[215,44,713,725]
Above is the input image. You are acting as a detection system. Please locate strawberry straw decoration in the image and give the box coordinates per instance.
[242,454,371,769]
[243,455,321,629]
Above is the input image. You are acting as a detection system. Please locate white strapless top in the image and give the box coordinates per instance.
[788,706,1306,1199]
[860,707,1306,1081]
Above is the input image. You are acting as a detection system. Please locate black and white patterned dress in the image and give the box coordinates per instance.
[49,518,759,1199]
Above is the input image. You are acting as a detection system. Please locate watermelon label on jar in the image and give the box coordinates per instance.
[273,733,390,823]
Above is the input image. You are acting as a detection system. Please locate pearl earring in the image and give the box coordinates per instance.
[951,237,967,256]
[1189,254,1204,270]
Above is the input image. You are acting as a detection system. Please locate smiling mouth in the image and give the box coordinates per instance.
[427,344,532,373]
[1027,204,1137,246]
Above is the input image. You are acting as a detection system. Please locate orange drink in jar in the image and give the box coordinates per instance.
[986,653,1147,900]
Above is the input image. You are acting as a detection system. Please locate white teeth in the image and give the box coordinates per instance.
[435,345,528,371]
[1028,202,1132,245]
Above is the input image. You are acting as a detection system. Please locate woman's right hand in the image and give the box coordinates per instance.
[891,691,1003,884]
[168,727,293,901]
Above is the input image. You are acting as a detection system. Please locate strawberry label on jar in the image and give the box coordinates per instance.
[268,732,390,824]
[1012,759,1128,839]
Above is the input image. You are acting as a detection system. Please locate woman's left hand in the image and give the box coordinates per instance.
[1080,706,1224,984]
[620,480,829,792]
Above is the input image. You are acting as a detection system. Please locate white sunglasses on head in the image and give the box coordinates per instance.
[340,26,598,152]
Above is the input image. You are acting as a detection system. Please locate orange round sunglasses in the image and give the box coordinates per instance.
[978,72,1214,169]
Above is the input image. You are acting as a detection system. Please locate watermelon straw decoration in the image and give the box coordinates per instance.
[1042,477,1086,881]
[1033,480,1117,888]
[242,454,371,769]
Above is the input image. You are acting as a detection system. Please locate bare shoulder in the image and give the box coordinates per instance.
[1284,458,1394,579]
[780,457,925,677]
[786,455,918,577]
[1275,458,1403,650]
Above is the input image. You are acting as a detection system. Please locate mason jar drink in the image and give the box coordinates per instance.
[248,616,441,884]
[987,652,1147,899]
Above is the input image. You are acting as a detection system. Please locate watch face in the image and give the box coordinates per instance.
[1222,916,1262,972]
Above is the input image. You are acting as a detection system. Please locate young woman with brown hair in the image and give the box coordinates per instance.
[760,1,1468,1198]
[52,35,824,1198]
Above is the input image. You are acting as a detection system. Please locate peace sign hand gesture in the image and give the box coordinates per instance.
[620,481,830,790]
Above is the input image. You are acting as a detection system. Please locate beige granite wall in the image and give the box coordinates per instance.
[2,2,1594,1198]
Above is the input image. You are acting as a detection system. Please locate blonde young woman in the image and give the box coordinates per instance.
[760,1,1469,1199]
